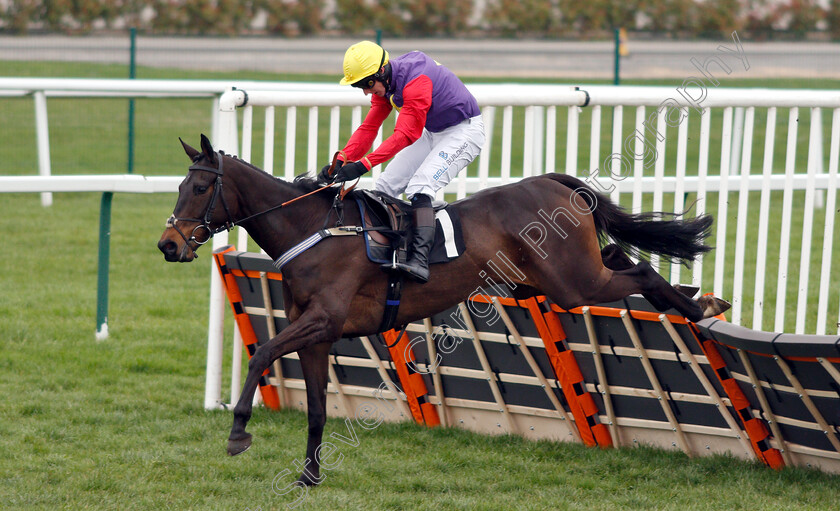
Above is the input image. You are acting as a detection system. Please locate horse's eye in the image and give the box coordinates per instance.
[194,185,208,195]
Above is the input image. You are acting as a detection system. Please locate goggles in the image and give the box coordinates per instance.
[351,76,377,89]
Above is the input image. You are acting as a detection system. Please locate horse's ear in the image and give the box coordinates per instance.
[180,137,199,160]
[200,134,217,163]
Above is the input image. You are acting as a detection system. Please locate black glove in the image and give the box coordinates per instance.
[318,160,343,183]
[333,161,368,182]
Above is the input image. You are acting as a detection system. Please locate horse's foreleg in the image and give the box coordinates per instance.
[227,307,336,456]
[295,343,331,486]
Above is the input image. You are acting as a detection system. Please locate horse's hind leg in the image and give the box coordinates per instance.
[602,245,702,300]
[586,260,729,322]
[536,253,722,322]
[600,244,634,271]
[600,244,700,310]
[599,244,669,310]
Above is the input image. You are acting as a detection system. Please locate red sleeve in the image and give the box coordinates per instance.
[341,95,392,162]
[363,75,432,169]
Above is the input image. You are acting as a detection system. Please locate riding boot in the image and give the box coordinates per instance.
[393,194,435,283]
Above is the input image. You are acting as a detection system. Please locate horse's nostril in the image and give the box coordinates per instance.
[158,239,177,256]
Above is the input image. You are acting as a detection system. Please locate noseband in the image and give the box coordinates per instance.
[166,151,234,259]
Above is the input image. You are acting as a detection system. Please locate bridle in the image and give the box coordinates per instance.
[165,150,352,260]
[165,152,235,260]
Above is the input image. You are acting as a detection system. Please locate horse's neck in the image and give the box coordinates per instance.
[228,161,326,259]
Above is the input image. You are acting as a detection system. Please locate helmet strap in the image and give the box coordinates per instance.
[378,63,392,88]
[372,48,387,82]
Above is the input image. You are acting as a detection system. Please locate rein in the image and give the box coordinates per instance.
[234,150,356,225]
[231,182,336,226]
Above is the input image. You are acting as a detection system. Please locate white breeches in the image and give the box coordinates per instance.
[375,114,485,199]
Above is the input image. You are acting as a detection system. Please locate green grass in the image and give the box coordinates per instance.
[2,61,840,509]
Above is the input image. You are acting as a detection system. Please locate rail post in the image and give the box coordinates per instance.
[34,90,52,207]
[613,28,621,86]
[95,192,113,340]
[127,27,137,175]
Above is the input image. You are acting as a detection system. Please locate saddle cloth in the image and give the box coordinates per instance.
[352,190,465,265]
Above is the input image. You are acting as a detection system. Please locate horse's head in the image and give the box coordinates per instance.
[158,134,235,262]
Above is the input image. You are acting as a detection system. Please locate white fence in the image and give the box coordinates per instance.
[0,77,343,205]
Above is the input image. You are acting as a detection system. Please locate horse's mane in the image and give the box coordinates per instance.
[224,151,320,191]
[224,152,273,176]
[292,174,324,192]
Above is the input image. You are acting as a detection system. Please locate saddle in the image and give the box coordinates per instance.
[271,188,465,333]
[350,189,464,266]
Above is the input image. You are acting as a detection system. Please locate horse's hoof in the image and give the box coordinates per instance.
[227,433,252,456]
[675,284,700,298]
[698,294,731,319]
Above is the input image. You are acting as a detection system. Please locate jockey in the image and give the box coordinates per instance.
[320,40,485,283]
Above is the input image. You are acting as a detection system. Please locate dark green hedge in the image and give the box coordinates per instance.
[1,0,836,39]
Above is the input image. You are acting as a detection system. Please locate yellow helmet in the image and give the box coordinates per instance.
[340,41,389,87]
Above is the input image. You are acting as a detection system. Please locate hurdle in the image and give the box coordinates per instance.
[213,247,840,474]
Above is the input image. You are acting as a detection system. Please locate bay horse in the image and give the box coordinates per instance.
[158,135,729,485]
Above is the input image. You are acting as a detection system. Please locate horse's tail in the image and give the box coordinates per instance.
[546,174,713,265]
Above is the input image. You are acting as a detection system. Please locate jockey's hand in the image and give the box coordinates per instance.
[333,161,368,182]
[318,160,343,183]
